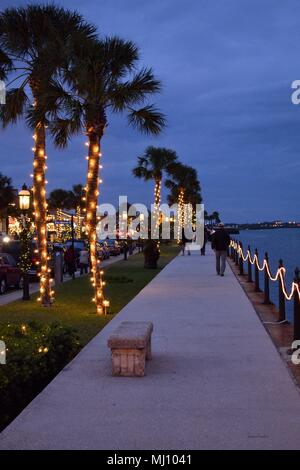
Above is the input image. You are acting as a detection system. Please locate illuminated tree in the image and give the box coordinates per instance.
[133,146,177,239]
[166,163,202,238]
[0,5,96,305]
[50,39,165,314]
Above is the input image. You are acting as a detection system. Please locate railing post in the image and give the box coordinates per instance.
[239,241,244,275]
[263,252,271,304]
[247,245,252,282]
[254,248,260,292]
[230,243,234,260]
[235,242,239,266]
[293,268,300,341]
[278,259,286,322]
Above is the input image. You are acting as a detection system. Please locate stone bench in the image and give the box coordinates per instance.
[107,321,153,377]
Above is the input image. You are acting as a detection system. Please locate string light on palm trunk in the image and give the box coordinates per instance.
[177,188,185,243]
[84,137,109,315]
[32,124,53,306]
[153,180,161,242]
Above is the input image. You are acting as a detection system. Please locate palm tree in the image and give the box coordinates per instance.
[0,172,15,233]
[166,163,201,239]
[50,39,165,314]
[48,189,72,211]
[133,146,177,238]
[67,184,85,238]
[212,211,220,225]
[0,5,96,306]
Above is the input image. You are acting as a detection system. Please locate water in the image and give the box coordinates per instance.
[236,228,300,322]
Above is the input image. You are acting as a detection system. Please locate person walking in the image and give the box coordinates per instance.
[180,231,191,256]
[79,246,89,275]
[200,226,209,256]
[211,223,230,276]
[64,246,76,278]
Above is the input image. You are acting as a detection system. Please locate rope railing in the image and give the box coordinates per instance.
[229,239,300,342]
[230,240,300,301]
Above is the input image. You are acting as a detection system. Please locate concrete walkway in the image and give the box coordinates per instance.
[1,249,300,449]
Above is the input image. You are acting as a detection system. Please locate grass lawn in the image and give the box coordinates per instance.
[0,243,179,345]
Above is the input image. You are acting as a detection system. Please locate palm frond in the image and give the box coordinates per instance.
[0,87,28,127]
[128,105,165,135]
[50,116,82,148]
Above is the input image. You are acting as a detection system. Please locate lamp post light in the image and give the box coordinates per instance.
[18,184,31,301]
[18,184,31,211]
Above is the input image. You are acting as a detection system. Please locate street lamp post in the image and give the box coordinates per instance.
[18,184,31,301]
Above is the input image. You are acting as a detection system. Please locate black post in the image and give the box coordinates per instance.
[247,245,252,283]
[235,241,239,266]
[278,259,286,322]
[293,268,300,341]
[263,252,271,304]
[239,242,244,275]
[254,248,260,292]
[22,272,30,301]
[71,215,75,279]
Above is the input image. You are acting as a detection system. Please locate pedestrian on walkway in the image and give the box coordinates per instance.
[180,231,190,256]
[79,247,89,275]
[211,223,230,276]
[64,246,76,277]
[200,226,209,256]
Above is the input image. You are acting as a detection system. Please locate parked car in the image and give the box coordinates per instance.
[100,241,110,259]
[0,252,23,294]
[2,239,55,279]
[105,239,121,256]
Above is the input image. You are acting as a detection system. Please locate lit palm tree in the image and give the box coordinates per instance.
[0,4,96,306]
[50,39,165,314]
[166,163,201,238]
[133,146,177,238]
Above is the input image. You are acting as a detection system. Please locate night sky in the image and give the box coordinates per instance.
[1,0,300,222]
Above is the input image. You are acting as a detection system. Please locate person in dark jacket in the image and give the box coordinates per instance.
[200,226,209,256]
[211,223,230,276]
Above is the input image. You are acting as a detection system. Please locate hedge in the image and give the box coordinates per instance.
[0,321,81,431]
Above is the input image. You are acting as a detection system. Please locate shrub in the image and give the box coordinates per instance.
[0,321,81,431]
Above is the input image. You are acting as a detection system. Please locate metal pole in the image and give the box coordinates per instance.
[247,245,252,282]
[239,242,244,275]
[263,252,271,304]
[293,267,300,341]
[278,259,286,322]
[254,248,260,292]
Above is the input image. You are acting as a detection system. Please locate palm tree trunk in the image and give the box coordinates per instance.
[153,178,161,239]
[32,123,52,306]
[85,130,104,314]
[177,187,185,242]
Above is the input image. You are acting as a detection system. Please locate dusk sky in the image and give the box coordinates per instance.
[1,0,300,222]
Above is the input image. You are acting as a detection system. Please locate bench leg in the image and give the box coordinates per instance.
[146,337,152,361]
[111,348,146,377]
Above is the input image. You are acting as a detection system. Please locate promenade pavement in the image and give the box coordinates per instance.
[1,248,300,449]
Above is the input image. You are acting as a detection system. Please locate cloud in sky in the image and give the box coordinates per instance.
[1,0,300,222]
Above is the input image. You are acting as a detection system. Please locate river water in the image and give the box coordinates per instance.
[236,228,300,322]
